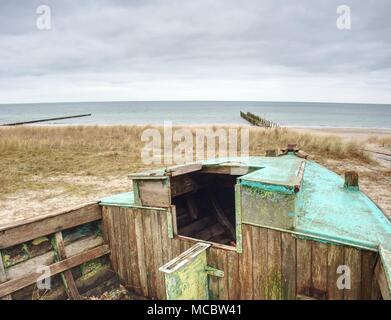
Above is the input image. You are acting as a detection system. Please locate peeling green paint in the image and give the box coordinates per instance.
[31,236,49,246]
[235,183,243,254]
[160,244,210,300]
[205,266,224,277]
[166,210,174,239]
[240,180,295,195]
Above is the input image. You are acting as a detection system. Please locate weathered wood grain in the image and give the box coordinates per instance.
[207,247,220,300]
[344,247,361,300]
[252,226,268,300]
[238,225,253,299]
[361,250,380,300]
[296,238,312,297]
[374,257,391,300]
[54,232,81,300]
[0,245,109,298]
[0,203,102,249]
[327,244,344,300]
[311,242,328,299]
[281,232,296,300]
[266,229,281,300]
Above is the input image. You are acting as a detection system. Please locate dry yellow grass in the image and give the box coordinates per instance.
[367,135,391,148]
[0,125,370,197]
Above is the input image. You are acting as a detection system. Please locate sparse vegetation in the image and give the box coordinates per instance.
[0,125,370,197]
[367,135,391,148]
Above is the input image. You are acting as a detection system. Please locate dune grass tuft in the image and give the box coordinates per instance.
[0,125,370,196]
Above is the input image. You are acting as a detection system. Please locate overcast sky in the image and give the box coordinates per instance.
[0,0,390,104]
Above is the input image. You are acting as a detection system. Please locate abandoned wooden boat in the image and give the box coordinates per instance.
[1,150,391,300]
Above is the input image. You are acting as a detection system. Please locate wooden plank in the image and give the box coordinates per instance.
[327,244,344,300]
[112,208,124,282]
[152,211,166,299]
[0,203,102,249]
[238,225,253,299]
[216,249,229,300]
[361,250,380,300]
[102,207,118,272]
[119,208,130,284]
[227,250,240,300]
[344,247,361,300]
[193,223,225,241]
[207,190,235,239]
[54,232,81,300]
[374,257,391,300]
[180,217,211,237]
[281,232,296,300]
[185,193,199,221]
[142,211,157,298]
[170,175,199,197]
[252,226,268,300]
[0,245,109,298]
[207,247,220,299]
[166,163,202,177]
[134,210,148,297]
[296,238,311,297]
[311,241,328,299]
[6,235,104,280]
[266,229,282,300]
[0,250,12,300]
[138,179,171,207]
[126,209,142,295]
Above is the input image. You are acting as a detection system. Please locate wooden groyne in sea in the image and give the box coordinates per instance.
[1,114,92,126]
[240,111,279,128]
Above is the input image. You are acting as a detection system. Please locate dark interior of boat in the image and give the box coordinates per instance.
[172,172,237,246]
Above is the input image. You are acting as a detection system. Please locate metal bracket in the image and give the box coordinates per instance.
[205,266,224,277]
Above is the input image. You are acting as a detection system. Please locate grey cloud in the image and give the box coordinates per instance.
[0,0,390,102]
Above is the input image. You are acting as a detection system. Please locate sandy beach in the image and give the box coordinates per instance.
[0,124,390,227]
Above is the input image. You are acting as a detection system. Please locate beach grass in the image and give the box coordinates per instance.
[0,125,370,197]
[367,135,391,148]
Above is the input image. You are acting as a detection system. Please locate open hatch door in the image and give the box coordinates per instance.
[159,242,224,300]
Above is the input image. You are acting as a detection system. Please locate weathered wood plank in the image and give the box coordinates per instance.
[266,229,281,300]
[119,208,131,285]
[152,211,166,299]
[0,203,102,249]
[54,232,81,300]
[227,250,240,300]
[327,244,344,300]
[207,247,220,300]
[207,190,235,239]
[296,238,312,297]
[361,250,380,300]
[142,212,157,298]
[281,232,296,300]
[311,241,328,299]
[238,225,253,299]
[0,245,109,298]
[166,163,202,177]
[134,210,148,297]
[112,208,125,283]
[6,235,104,280]
[185,193,199,221]
[374,257,391,300]
[0,250,12,300]
[344,247,361,300]
[252,226,268,300]
[170,175,199,197]
[138,179,171,207]
[216,249,229,300]
[126,208,142,295]
[102,207,117,272]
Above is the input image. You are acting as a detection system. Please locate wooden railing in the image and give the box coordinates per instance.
[0,203,114,300]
